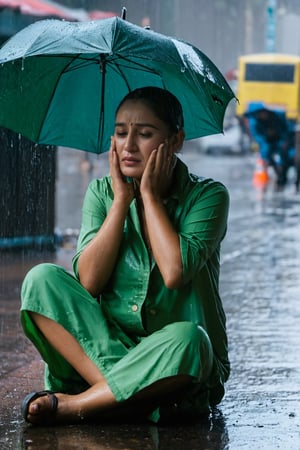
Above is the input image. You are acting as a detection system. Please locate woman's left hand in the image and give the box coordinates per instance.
[140,141,175,200]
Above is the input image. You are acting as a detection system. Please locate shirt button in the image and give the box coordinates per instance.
[149,308,156,316]
[131,304,138,312]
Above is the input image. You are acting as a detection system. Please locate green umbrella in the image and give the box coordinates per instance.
[0,17,235,154]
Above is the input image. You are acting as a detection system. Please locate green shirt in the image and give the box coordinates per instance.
[73,157,230,392]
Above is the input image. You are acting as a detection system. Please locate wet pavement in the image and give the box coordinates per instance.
[1,143,300,449]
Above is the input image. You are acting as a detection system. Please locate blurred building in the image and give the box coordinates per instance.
[0,0,117,44]
[277,13,300,55]
[3,1,300,71]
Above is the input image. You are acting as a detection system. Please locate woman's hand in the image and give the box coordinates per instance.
[78,138,134,297]
[140,141,175,200]
[139,141,182,289]
[109,137,134,205]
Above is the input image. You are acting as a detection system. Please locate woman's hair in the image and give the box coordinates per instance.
[116,86,184,134]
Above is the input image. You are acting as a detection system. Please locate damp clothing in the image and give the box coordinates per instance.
[20,157,230,422]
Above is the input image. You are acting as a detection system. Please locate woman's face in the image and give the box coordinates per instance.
[114,99,171,180]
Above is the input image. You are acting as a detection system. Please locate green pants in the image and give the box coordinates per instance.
[21,263,214,421]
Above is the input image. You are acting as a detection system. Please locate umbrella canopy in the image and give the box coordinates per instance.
[0,17,235,154]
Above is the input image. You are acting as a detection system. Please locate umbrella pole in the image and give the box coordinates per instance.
[99,55,106,153]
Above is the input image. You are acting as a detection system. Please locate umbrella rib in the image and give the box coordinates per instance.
[33,54,99,73]
[109,62,131,91]
[66,54,161,77]
[110,54,160,75]
[62,56,100,72]
[34,53,161,76]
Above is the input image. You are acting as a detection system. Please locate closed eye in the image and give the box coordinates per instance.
[115,131,127,137]
[139,132,152,138]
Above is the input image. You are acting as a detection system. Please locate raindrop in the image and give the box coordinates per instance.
[181,66,186,73]
[21,58,25,71]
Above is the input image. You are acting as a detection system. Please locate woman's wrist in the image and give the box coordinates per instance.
[111,195,132,215]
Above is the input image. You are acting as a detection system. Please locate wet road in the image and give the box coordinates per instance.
[0,143,300,449]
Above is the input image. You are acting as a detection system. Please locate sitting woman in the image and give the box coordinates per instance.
[20,86,230,425]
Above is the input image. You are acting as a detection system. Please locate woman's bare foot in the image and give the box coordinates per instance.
[22,391,83,425]
[22,381,117,425]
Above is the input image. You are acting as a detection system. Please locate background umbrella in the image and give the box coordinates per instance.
[0,16,235,154]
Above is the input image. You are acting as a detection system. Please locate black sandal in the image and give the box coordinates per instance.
[21,390,58,424]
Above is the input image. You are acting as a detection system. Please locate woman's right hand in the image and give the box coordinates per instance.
[78,138,134,296]
[109,137,134,205]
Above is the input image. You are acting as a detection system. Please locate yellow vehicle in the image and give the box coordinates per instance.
[236,53,300,121]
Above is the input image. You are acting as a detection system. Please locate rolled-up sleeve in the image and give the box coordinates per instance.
[179,180,229,284]
[72,177,112,277]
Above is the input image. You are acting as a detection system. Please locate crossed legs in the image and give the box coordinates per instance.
[25,313,193,425]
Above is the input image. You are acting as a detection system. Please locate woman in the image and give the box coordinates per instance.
[20,86,230,425]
